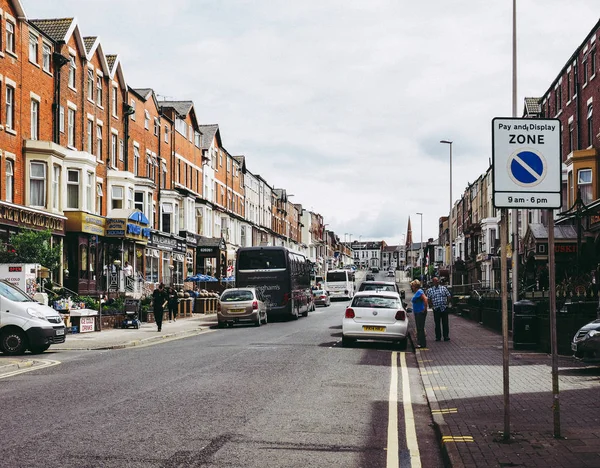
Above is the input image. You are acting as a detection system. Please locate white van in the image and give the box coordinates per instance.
[0,279,66,355]
[326,269,354,300]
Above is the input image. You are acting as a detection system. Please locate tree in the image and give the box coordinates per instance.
[0,229,61,270]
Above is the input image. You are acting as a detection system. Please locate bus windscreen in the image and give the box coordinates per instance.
[238,250,286,270]
[327,272,347,282]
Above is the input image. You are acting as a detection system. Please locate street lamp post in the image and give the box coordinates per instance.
[441,140,453,287]
[417,213,423,282]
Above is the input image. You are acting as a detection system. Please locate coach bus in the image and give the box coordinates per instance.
[326,269,355,300]
[235,246,312,320]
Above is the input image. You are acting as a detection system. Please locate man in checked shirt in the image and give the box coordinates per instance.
[428,277,452,341]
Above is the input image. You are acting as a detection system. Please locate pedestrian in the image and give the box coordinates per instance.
[167,287,179,322]
[428,277,452,342]
[410,279,428,348]
[123,261,133,277]
[152,283,168,332]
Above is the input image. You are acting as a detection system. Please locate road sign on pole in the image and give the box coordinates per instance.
[492,118,561,209]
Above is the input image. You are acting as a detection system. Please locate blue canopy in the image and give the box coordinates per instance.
[185,275,202,282]
[221,276,235,283]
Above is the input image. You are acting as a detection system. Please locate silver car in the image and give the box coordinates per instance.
[341,291,408,349]
[218,288,268,327]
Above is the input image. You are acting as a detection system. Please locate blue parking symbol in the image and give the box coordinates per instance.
[509,150,545,186]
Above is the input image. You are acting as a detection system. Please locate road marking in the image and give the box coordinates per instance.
[387,351,400,468]
[442,436,474,443]
[421,370,439,375]
[426,386,447,391]
[400,352,421,468]
[0,359,61,379]
[432,408,458,415]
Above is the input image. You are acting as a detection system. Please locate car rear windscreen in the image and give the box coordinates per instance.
[361,284,395,292]
[352,296,400,309]
[238,250,286,270]
[221,290,254,302]
[327,272,347,282]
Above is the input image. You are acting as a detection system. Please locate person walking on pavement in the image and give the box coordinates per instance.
[167,287,179,322]
[410,279,428,348]
[428,276,452,342]
[152,283,168,332]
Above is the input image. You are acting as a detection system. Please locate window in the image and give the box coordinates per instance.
[30,162,46,207]
[578,169,593,204]
[164,126,169,143]
[5,160,14,203]
[67,108,76,147]
[584,58,589,84]
[175,118,187,135]
[111,87,118,116]
[87,120,93,153]
[30,99,39,140]
[52,165,60,210]
[130,99,136,120]
[96,124,103,159]
[96,184,103,214]
[134,146,140,176]
[127,188,134,209]
[42,44,51,72]
[587,104,593,147]
[162,203,173,233]
[144,110,150,130]
[569,122,574,153]
[5,86,15,130]
[96,75,102,106]
[59,106,65,133]
[219,153,222,167]
[135,191,144,212]
[154,118,159,136]
[6,22,15,53]
[85,172,93,211]
[87,69,94,100]
[195,131,201,148]
[29,33,38,63]
[111,185,124,209]
[119,139,124,161]
[68,55,76,88]
[111,133,117,167]
[67,169,80,209]
[146,153,152,178]
[593,50,597,77]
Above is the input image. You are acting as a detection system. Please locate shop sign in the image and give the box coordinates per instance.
[106,219,151,242]
[537,243,577,254]
[0,201,65,235]
[149,232,186,252]
[106,219,126,236]
[65,212,106,236]
[80,317,95,333]
[180,230,200,246]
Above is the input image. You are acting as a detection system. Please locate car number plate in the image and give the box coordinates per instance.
[230,308,246,313]
[56,328,65,336]
[363,326,386,332]
[571,343,577,352]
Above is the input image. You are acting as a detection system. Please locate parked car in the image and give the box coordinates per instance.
[341,291,408,349]
[0,279,66,355]
[218,287,268,327]
[312,289,331,307]
[387,270,395,277]
[371,267,380,273]
[572,318,600,362]
[358,281,400,293]
[366,273,375,281]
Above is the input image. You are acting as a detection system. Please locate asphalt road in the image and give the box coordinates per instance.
[0,273,444,468]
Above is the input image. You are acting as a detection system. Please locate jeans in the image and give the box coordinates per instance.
[414,311,427,347]
[433,308,449,340]
[168,305,177,321]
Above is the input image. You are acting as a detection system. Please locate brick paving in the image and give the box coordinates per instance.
[409,306,600,467]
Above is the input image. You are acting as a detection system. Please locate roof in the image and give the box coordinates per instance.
[198,124,219,149]
[132,88,154,100]
[29,18,74,42]
[197,237,225,248]
[527,223,578,240]
[159,100,193,117]
[83,36,96,53]
[106,54,117,69]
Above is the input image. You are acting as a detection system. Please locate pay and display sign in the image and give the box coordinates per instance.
[492,117,561,209]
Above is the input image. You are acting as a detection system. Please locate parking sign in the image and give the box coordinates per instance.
[492,117,561,209]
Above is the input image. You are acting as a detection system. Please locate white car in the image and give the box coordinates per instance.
[341,291,408,349]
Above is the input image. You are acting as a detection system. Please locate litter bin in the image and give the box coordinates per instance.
[513,299,538,350]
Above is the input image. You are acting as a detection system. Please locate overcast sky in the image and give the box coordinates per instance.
[24,0,600,245]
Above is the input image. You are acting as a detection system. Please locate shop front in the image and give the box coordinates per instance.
[104,210,151,293]
[196,237,226,279]
[64,212,106,296]
[148,230,186,287]
[180,230,200,277]
[0,201,66,281]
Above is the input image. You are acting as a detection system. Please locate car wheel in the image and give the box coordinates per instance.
[29,343,51,354]
[301,306,309,317]
[0,329,28,355]
[397,338,408,351]
[217,321,226,329]
[262,312,268,325]
[341,335,355,347]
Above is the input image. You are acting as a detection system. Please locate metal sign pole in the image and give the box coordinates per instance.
[547,210,561,437]
[500,208,511,440]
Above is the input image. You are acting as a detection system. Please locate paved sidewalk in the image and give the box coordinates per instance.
[52,313,218,350]
[408,307,600,467]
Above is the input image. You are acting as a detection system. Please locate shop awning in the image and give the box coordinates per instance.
[109,209,150,225]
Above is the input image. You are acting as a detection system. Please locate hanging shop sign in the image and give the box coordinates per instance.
[105,218,151,242]
[65,212,106,236]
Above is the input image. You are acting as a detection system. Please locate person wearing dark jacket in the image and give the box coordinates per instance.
[167,287,179,322]
[152,283,169,332]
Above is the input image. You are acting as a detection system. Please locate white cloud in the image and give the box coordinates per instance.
[24,0,600,244]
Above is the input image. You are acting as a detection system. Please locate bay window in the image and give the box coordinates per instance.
[578,168,593,204]
[30,162,46,207]
[6,160,14,203]
[86,172,94,212]
[67,169,80,209]
[111,185,124,209]
[52,165,60,210]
